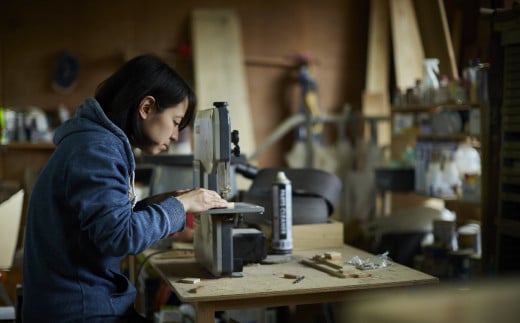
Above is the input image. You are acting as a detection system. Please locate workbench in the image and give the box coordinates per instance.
[145,244,437,323]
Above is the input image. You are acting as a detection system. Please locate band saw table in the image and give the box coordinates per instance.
[144,244,437,323]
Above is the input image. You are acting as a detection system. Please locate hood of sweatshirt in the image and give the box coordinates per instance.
[54,97,136,173]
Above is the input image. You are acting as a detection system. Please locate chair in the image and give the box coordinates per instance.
[0,168,38,323]
[0,189,24,322]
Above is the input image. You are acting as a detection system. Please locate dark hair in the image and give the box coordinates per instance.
[95,54,196,146]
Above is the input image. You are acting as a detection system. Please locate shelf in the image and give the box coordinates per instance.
[390,102,483,226]
[443,198,481,207]
[392,104,479,113]
[498,218,520,238]
[396,190,481,206]
[392,134,480,148]
[503,142,520,150]
[502,115,520,124]
[391,103,481,144]
[500,192,520,203]
[501,168,520,177]
[502,124,520,132]
[501,176,520,186]
[0,142,55,150]
[416,134,479,142]
[392,133,474,139]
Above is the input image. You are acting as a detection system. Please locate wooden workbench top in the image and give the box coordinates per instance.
[147,245,437,304]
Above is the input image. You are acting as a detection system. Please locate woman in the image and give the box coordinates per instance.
[22,54,230,322]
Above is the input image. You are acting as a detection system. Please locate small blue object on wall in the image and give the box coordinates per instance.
[52,51,80,93]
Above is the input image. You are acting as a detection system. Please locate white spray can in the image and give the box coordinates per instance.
[272,171,293,254]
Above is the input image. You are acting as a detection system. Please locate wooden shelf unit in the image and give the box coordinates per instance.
[389,103,483,225]
[0,142,55,184]
[495,25,520,272]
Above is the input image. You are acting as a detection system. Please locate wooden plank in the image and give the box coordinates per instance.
[191,9,255,157]
[363,92,390,117]
[362,93,391,146]
[389,0,425,91]
[414,0,459,80]
[363,0,391,146]
[365,0,390,94]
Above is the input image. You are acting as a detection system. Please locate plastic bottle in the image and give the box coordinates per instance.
[272,171,293,255]
[436,75,450,104]
[454,144,481,176]
[442,153,461,198]
[425,161,443,197]
[0,107,5,144]
[422,58,440,104]
[469,58,481,103]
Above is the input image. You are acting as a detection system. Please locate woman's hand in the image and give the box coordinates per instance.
[175,188,232,213]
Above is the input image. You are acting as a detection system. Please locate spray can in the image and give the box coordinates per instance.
[272,171,293,254]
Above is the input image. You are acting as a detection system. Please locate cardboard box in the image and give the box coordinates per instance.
[292,219,344,251]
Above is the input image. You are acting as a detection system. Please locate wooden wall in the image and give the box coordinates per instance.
[0,0,368,168]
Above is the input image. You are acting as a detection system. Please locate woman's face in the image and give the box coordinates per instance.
[138,96,189,155]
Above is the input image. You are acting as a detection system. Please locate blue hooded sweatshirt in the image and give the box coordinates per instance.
[22,97,186,322]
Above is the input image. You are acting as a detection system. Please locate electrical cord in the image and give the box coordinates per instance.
[135,249,172,281]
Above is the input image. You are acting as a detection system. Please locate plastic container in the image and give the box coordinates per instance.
[422,58,440,104]
[272,171,293,254]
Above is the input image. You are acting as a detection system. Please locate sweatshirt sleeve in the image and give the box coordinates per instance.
[64,143,186,256]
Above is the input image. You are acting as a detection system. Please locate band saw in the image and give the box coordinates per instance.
[193,102,264,277]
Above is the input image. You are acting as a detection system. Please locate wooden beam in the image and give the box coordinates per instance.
[414,0,459,80]
[363,0,391,146]
[389,0,425,91]
[365,0,390,94]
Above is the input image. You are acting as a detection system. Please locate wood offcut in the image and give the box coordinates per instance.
[188,285,204,294]
[300,258,346,278]
[312,255,343,270]
[178,277,201,284]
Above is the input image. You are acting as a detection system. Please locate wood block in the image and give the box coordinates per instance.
[361,92,391,147]
[188,285,204,294]
[283,273,300,279]
[178,277,200,284]
[293,220,343,251]
[171,241,194,251]
[324,251,342,261]
[362,92,390,117]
